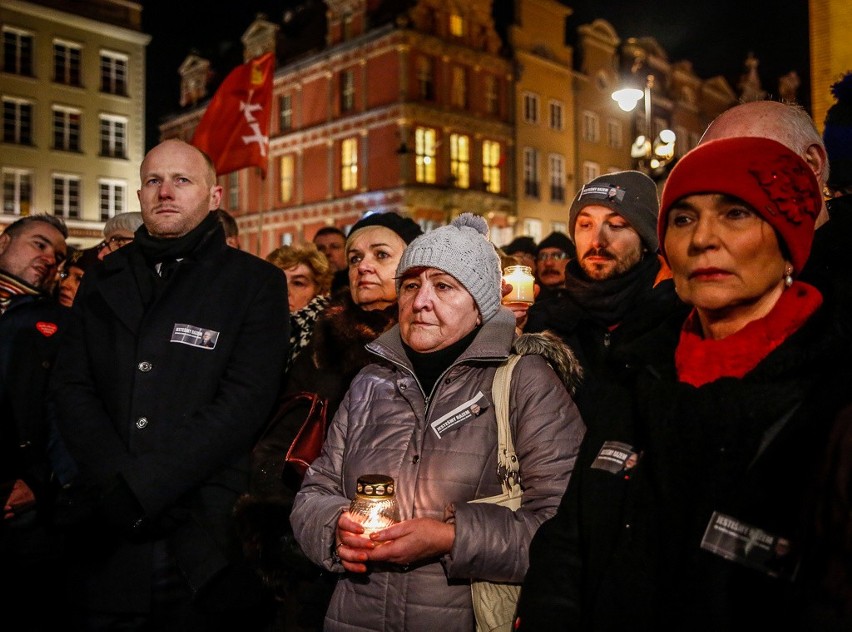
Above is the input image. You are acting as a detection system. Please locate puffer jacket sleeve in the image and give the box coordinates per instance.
[443,353,586,582]
[289,387,353,571]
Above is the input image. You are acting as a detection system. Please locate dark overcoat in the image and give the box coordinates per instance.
[516,304,852,630]
[50,225,289,613]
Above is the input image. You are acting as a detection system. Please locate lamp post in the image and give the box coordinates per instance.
[612,71,676,178]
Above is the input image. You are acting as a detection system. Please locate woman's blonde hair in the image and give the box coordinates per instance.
[266,242,333,295]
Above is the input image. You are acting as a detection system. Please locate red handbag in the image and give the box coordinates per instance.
[284,392,328,476]
[251,391,329,496]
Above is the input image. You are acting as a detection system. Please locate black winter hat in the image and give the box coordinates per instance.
[347,212,423,244]
[503,236,537,257]
[824,71,852,191]
[568,171,660,252]
[535,231,576,258]
[65,246,101,273]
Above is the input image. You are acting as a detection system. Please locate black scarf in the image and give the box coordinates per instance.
[562,254,660,327]
[130,211,221,307]
[403,325,481,397]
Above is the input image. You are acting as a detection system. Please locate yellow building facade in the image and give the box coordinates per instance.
[810,0,852,132]
[0,0,149,246]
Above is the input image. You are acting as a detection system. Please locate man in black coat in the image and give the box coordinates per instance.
[50,139,289,631]
[0,213,70,629]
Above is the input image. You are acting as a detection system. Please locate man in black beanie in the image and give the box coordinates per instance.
[524,171,685,422]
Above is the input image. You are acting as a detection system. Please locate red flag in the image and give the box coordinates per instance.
[192,52,275,178]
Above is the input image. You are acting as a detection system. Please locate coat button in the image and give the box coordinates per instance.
[137,361,152,372]
[136,417,148,429]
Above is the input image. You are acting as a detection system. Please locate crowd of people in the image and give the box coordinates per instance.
[2,80,852,631]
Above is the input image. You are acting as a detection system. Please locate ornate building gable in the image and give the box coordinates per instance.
[178,53,211,107]
[408,0,501,53]
[242,14,279,61]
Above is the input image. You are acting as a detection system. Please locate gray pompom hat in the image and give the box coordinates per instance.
[396,213,502,322]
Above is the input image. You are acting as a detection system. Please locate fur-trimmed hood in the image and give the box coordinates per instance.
[512,330,584,395]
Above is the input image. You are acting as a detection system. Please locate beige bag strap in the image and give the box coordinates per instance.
[492,354,523,496]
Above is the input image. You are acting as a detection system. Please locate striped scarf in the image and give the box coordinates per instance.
[0,270,41,315]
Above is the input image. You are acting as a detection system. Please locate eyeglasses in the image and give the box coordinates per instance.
[98,236,134,252]
[537,251,569,262]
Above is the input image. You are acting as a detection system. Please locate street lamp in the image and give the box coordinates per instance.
[612,72,676,177]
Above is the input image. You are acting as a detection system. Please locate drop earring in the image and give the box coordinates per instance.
[784,265,793,288]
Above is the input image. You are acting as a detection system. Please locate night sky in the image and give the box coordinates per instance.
[140,0,811,150]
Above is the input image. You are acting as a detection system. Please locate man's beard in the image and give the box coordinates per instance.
[579,247,641,281]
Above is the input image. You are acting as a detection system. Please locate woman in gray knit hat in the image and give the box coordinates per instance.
[291,213,586,631]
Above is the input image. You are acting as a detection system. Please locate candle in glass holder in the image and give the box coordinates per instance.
[349,474,399,536]
[502,265,535,304]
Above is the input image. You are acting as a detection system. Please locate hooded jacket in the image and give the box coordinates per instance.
[291,308,586,631]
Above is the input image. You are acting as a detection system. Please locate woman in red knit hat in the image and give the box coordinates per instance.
[516,136,852,631]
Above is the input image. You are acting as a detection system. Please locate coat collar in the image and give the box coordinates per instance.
[95,224,228,334]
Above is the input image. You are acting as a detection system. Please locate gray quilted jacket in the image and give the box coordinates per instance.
[290,308,585,631]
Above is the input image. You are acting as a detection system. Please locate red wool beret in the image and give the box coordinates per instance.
[659,137,822,273]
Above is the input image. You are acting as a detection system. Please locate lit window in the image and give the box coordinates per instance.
[280,155,294,202]
[482,140,501,193]
[415,127,437,184]
[341,137,358,191]
[449,13,465,37]
[450,134,470,188]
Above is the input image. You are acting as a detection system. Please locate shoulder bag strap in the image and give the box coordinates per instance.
[492,354,523,496]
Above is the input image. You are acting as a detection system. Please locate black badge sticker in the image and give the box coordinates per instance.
[700,511,799,581]
[170,323,220,350]
[590,440,641,475]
